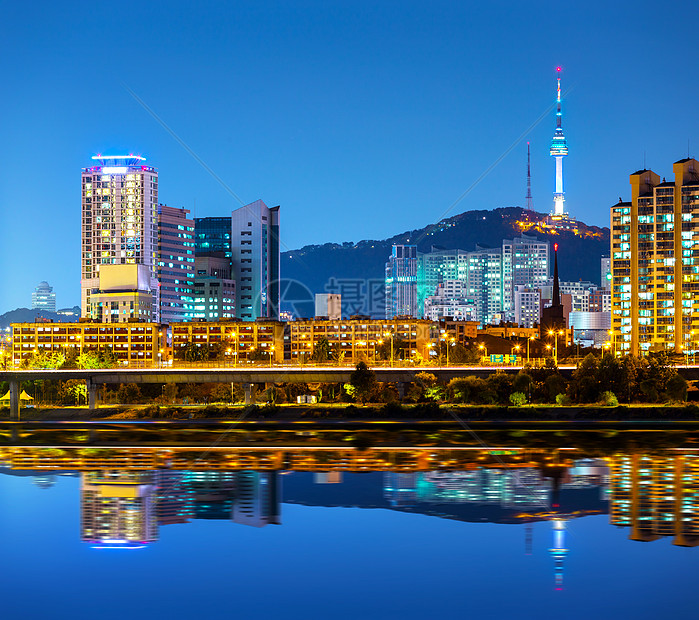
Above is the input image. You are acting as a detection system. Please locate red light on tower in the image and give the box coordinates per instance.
[554,243,559,252]
[557,66,561,72]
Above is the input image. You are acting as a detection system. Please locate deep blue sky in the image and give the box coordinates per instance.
[1,1,698,310]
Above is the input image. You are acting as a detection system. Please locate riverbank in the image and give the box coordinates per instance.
[3,402,699,422]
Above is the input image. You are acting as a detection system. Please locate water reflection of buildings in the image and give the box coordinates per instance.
[384,460,608,512]
[81,472,159,548]
[80,470,281,547]
[609,454,699,546]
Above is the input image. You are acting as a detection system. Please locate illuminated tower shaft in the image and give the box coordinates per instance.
[550,68,568,216]
[549,519,569,591]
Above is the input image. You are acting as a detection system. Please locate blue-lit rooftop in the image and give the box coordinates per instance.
[91,155,147,167]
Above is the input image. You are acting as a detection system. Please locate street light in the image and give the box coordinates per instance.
[512,344,521,365]
[269,346,275,367]
[479,343,488,364]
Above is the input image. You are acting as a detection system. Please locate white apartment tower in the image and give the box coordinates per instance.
[231,200,281,321]
[81,155,160,321]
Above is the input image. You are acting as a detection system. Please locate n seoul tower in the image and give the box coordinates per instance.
[550,67,569,217]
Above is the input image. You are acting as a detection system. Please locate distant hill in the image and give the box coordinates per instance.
[0,306,81,329]
[280,207,609,318]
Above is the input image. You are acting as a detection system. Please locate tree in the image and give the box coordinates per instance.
[348,362,377,403]
[58,379,87,405]
[210,383,233,403]
[115,383,141,404]
[311,337,331,363]
[509,392,527,406]
[666,374,688,402]
[28,350,65,369]
[408,372,442,402]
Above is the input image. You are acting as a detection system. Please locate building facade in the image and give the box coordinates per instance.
[32,281,56,312]
[171,319,284,363]
[195,216,232,258]
[189,256,236,321]
[466,247,503,325]
[610,159,699,354]
[287,317,435,364]
[158,205,195,323]
[231,200,280,321]
[11,322,164,367]
[315,293,341,320]
[514,285,541,329]
[417,248,469,316]
[423,280,477,322]
[81,155,160,321]
[385,245,418,318]
[502,235,550,320]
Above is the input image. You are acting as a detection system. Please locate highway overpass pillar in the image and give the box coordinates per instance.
[243,383,256,405]
[396,382,407,399]
[9,380,19,420]
[87,380,99,410]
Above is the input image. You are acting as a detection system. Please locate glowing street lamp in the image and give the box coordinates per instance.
[512,344,521,365]
[527,336,536,364]
[479,343,488,364]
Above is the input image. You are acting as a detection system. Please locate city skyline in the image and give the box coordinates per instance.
[2,2,697,310]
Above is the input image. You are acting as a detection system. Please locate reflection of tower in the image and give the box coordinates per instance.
[33,475,56,489]
[549,519,569,590]
[81,471,158,547]
[232,471,281,528]
[550,67,569,217]
[525,523,533,555]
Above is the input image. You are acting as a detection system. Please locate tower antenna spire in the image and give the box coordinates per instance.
[526,142,533,211]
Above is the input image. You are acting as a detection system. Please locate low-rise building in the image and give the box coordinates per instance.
[171,319,284,363]
[12,322,164,366]
[287,317,436,364]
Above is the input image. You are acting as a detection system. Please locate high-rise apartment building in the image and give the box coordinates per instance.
[502,235,550,319]
[385,244,418,318]
[423,280,477,322]
[601,256,611,290]
[417,248,469,315]
[466,247,503,325]
[610,159,699,354]
[195,216,232,258]
[189,256,236,320]
[81,155,159,321]
[514,285,541,329]
[315,293,341,319]
[158,205,195,323]
[231,200,280,320]
[31,281,56,312]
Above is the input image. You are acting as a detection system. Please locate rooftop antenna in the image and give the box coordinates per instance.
[526,142,533,212]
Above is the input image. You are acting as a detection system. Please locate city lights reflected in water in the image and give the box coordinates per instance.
[2,448,699,618]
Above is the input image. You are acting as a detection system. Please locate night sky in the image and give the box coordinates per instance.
[1,1,698,309]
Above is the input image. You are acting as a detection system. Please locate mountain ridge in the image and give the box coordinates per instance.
[280,206,609,318]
